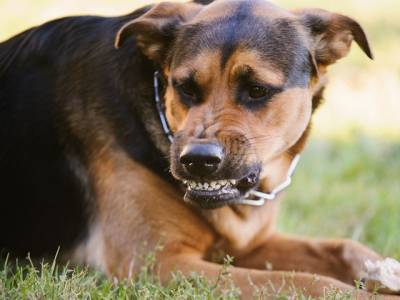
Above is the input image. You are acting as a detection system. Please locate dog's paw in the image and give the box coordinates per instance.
[361,258,400,295]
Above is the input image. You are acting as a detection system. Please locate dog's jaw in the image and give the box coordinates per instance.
[181,170,261,209]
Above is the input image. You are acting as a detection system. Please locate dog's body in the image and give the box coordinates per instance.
[0,0,397,298]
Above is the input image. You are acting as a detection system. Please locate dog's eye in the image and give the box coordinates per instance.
[175,80,200,106]
[178,82,196,98]
[248,85,268,100]
[237,82,282,109]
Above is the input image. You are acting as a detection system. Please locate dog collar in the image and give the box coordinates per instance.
[153,71,301,207]
[154,71,174,143]
[235,154,301,206]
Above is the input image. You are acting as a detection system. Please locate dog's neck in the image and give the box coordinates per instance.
[202,153,293,254]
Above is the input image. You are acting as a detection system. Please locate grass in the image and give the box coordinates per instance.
[281,136,400,259]
[1,136,399,299]
[0,254,242,299]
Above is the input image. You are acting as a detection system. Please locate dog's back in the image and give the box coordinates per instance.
[0,17,103,256]
[0,7,160,257]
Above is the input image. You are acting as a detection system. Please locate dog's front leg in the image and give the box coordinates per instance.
[156,254,385,299]
[234,233,382,286]
[83,148,216,278]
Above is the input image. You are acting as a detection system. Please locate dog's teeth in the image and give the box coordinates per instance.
[186,180,237,191]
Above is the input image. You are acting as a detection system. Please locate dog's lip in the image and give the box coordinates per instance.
[181,172,260,209]
[184,187,241,209]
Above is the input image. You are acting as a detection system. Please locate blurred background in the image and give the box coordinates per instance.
[1,1,399,257]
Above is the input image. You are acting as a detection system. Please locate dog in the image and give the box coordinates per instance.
[1,0,398,298]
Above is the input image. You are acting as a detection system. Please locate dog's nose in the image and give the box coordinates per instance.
[180,143,223,177]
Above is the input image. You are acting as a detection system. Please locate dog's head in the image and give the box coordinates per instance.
[116,0,372,209]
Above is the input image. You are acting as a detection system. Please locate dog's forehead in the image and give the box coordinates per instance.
[171,0,310,87]
[192,0,290,22]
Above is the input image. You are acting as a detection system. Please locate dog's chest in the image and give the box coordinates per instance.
[203,202,279,261]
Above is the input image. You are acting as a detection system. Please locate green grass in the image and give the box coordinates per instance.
[281,136,400,259]
[0,255,242,300]
[1,136,399,299]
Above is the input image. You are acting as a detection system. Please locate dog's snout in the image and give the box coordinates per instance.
[179,143,223,177]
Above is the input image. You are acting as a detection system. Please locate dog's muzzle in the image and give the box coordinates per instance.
[177,141,262,209]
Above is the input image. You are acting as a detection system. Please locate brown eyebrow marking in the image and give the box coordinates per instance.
[227,50,285,87]
[172,72,196,86]
[171,50,222,86]
[233,65,284,89]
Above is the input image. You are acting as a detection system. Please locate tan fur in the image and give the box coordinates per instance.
[68,222,107,273]
[84,144,215,277]
[228,50,286,86]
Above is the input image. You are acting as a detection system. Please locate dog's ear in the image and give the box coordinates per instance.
[115,2,202,63]
[295,9,373,68]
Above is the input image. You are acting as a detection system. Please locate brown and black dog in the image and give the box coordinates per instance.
[0,0,397,298]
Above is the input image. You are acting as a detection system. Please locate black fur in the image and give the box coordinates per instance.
[172,2,312,89]
[0,6,172,257]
